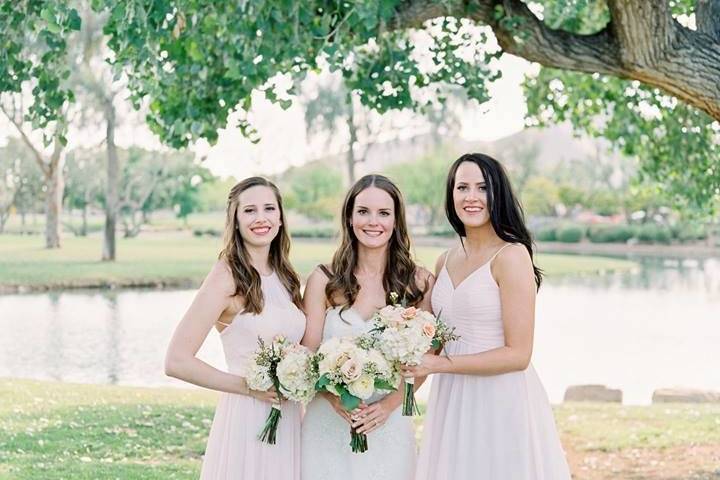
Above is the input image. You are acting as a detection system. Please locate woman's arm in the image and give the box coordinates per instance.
[403,245,535,377]
[300,267,330,352]
[411,266,435,391]
[164,260,278,402]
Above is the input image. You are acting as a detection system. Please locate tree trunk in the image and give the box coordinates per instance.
[81,202,88,237]
[0,210,8,233]
[102,100,119,261]
[45,143,64,249]
[345,91,359,185]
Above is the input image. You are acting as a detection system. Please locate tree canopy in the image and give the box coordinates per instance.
[2,0,719,211]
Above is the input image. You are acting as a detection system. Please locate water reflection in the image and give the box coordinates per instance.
[0,254,718,405]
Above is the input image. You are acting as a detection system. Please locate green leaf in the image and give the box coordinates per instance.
[374,379,396,391]
[314,374,331,391]
[338,387,361,411]
[68,9,82,31]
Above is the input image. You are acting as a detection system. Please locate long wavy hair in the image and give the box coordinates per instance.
[219,177,302,314]
[445,153,543,290]
[325,174,427,312]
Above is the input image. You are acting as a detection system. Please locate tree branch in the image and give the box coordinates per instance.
[485,0,622,76]
[607,0,675,69]
[390,0,720,121]
[696,0,720,41]
[394,0,624,77]
[0,104,51,178]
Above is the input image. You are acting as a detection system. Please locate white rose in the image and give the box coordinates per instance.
[348,374,375,400]
[340,358,362,382]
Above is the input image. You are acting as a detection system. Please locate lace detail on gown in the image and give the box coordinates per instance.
[301,307,417,480]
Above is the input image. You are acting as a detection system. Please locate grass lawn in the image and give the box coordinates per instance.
[0,233,637,291]
[1,379,718,480]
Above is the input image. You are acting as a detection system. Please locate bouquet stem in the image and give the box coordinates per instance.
[258,405,282,444]
[350,427,368,453]
[402,378,419,416]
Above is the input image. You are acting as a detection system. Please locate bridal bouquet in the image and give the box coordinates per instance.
[370,292,460,416]
[313,335,398,453]
[246,335,316,444]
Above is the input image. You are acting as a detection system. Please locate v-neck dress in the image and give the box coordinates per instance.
[415,245,571,480]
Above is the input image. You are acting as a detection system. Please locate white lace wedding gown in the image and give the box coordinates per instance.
[301,306,416,480]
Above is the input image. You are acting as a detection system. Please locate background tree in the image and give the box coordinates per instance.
[0,2,81,247]
[282,164,344,221]
[385,152,450,227]
[196,176,238,212]
[70,5,126,261]
[63,147,103,236]
[303,75,464,184]
[115,147,211,237]
[0,139,44,233]
[4,1,720,212]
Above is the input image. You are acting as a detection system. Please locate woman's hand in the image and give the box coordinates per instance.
[321,392,364,424]
[247,386,282,405]
[400,353,449,378]
[351,396,398,434]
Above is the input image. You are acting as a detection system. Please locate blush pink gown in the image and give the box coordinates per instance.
[416,245,571,480]
[200,271,306,480]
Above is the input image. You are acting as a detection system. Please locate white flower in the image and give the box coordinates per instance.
[246,363,273,391]
[340,358,363,382]
[348,374,375,399]
[277,345,317,401]
[365,348,391,377]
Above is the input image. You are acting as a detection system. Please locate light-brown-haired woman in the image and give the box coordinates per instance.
[165,177,306,479]
[300,174,433,480]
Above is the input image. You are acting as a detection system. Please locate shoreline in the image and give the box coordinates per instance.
[412,235,719,258]
[2,234,712,295]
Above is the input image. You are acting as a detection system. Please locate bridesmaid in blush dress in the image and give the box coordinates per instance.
[402,154,571,480]
[164,177,306,480]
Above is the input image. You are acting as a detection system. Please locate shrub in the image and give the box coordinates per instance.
[636,224,672,244]
[428,226,456,237]
[534,227,558,242]
[587,225,636,243]
[556,224,585,243]
[193,228,222,237]
[675,224,708,243]
[290,227,336,239]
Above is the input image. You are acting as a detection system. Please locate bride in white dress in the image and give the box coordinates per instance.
[300,174,433,480]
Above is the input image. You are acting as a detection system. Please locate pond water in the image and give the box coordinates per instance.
[1,254,718,404]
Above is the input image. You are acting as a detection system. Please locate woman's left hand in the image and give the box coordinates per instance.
[351,398,396,434]
[400,353,448,378]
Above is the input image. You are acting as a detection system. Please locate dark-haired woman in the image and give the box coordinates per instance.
[301,174,433,480]
[165,177,306,479]
[403,154,571,479]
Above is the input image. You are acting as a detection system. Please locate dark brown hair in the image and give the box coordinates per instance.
[325,174,427,311]
[445,153,543,289]
[219,176,302,314]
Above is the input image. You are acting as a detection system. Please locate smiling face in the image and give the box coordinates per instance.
[453,161,490,229]
[235,185,282,248]
[350,186,395,249]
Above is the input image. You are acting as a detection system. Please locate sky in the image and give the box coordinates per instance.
[1,53,534,180]
[195,54,534,179]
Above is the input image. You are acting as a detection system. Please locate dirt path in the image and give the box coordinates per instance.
[564,439,720,479]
